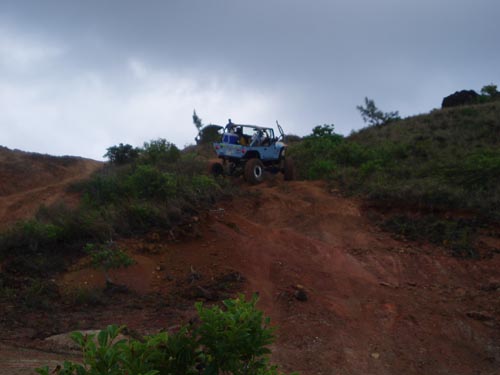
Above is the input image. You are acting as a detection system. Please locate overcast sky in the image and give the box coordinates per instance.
[1,0,499,160]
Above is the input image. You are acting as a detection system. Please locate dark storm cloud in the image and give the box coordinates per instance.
[1,0,499,158]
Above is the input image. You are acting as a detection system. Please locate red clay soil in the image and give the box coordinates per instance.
[0,161,499,374]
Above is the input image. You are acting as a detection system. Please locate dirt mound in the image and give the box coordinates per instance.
[0,146,102,227]
[0,175,498,374]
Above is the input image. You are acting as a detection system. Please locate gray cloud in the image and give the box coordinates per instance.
[1,0,499,159]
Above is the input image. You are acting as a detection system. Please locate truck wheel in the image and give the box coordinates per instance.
[244,159,265,184]
[283,157,296,181]
[209,162,224,177]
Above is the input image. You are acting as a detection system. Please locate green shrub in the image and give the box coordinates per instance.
[23,278,59,310]
[85,243,134,285]
[0,220,64,258]
[172,152,211,176]
[196,295,275,374]
[306,159,336,180]
[72,143,227,239]
[310,124,339,138]
[183,175,221,203]
[65,287,105,307]
[288,125,344,179]
[141,138,181,165]
[359,159,384,177]
[126,165,178,200]
[330,141,369,167]
[443,150,500,190]
[119,327,198,375]
[36,295,295,375]
[118,202,169,234]
[81,169,127,207]
[480,83,499,98]
[382,215,479,258]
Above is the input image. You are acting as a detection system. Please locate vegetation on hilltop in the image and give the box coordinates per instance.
[289,95,500,257]
[347,101,500,216]
[291,101,500,216]
[356,97,400,126]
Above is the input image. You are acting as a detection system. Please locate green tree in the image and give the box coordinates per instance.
[142,138,180,164]
[103,143,140,165]
[481,84,498,98]
[193,109,203,131]
[311,124,335,138]
[357,97,400,126]
[196,125,223,145]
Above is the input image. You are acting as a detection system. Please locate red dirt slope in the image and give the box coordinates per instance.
[197,181,500,374]
[0,168,498,374]
[0,146,102,227]
[56,179,500,374]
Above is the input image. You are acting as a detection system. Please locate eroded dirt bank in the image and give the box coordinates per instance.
[202,180,500,374]
[1,179,499,374]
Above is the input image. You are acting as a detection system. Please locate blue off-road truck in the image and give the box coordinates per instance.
[208,120,295,184]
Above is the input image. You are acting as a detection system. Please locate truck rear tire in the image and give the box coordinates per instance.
[209,162,224,177]
[244,159,265,184]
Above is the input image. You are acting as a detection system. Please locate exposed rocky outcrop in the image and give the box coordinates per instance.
[442,90,479,108]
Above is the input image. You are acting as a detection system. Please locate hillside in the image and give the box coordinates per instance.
[289,100,500,261]
[291,101,500,214]
[351,101,500,147]
[0,178,499,374]
[348,101,500,215]
[0,113,499,374]
[0,146,102,228]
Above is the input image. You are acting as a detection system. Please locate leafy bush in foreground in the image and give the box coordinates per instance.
[36,295,295,375]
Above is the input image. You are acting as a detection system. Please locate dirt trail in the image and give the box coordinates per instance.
[0,148,101,227]
[1,176,499,374]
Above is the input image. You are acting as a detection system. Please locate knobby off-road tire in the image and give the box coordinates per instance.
[244,159,265,185]
[209,162,224,177]
[283,157,296,181]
